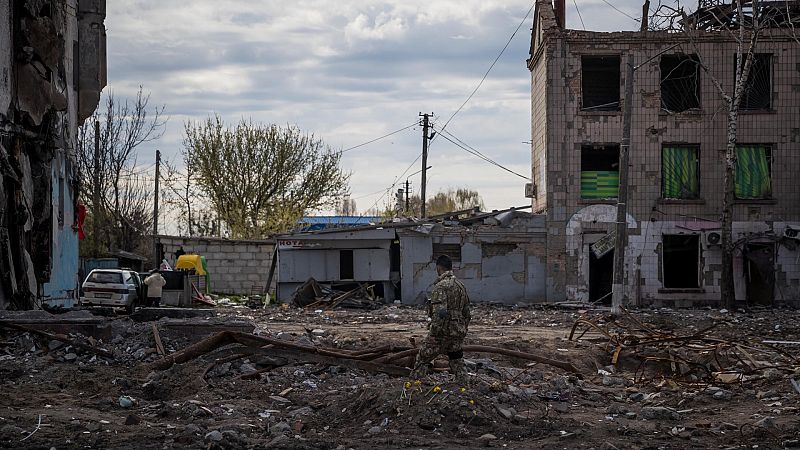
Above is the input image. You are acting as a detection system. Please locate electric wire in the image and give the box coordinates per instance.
[352,152,423,223]
[435,4,535,138]
[573,0,587,30]
[342,123,418,153]
[599,0,641,22]
[434,127,530,181]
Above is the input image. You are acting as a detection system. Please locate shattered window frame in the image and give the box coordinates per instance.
[580,144,620,200]
[737,53,772,111]
[580,55,622,112]
[660,54,701,113]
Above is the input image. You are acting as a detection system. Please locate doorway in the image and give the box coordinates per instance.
[744,243,774,306]
[589,249,614,304]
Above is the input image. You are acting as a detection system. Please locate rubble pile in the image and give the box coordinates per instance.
[291,277,383,310]
[0,306,798,448]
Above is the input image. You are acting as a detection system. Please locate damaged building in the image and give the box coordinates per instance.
[276,209,548,305]
[528,0,800,306]
[0,0,107,309]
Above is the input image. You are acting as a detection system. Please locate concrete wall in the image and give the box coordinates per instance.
[529,3,800,305]
[157,236,275,296]
[399,215,548,305]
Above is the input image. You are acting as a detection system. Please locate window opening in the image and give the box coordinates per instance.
[660,54,700,112]
[581,144,619,199]
[339,250,354,279]
[735,145,771,199]
[581,55,621,111]
[662,235,700,289]
[662,145,700,199]
[739,54,771,110]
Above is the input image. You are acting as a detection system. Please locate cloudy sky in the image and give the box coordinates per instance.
[106,0,650,218]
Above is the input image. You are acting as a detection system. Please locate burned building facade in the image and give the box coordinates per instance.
[528,1,800,307]
[0,0,106,309]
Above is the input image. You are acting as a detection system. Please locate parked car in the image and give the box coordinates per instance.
[80,269,142,314]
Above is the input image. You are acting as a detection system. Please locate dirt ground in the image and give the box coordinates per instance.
[1,303,799,449]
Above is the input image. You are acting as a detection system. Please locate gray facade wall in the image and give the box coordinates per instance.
[157,236,275,296]
[399,215,549,305]
[529,2,800,305]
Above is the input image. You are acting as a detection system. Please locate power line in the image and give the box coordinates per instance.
[354,152,423,223]
[434,127,530,181]
[436,4,535,137]
[573,0,587,30]
[599,0,641,22]
[342,123,418,153]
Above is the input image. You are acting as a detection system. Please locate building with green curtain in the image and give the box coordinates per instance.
[528,0,800,307]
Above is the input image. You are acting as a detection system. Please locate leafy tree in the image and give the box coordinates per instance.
[183,117,350,238]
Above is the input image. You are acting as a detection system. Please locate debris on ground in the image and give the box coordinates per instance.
[291,277,382,309]
[0,304,798,448]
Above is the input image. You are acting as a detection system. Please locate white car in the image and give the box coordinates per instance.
[80,269,142,313]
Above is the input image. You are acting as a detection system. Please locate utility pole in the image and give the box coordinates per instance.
[420,112,431,218]
[404,179,410,214]
[611,54,635,316]
[92,120,100,256]
[153,149,161,267]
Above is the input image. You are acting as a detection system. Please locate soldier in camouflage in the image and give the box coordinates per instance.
[411,255,471,384]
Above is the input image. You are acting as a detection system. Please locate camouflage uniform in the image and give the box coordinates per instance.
[411,270,471,384]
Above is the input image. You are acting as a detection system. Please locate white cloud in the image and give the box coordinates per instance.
[105,0,648,218]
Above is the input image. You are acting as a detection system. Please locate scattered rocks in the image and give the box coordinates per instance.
[204,430,223,442]
[478,433,498,442]
[754,416,776,429]
[640,407,681,421]
[119,396,135,408]
[63,352,78,362]
[367,426,382,435]
[272,422,291,434]
[712,390,733,400]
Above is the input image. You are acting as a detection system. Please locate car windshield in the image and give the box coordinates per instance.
[88,271,123,284]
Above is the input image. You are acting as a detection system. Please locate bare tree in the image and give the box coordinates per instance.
[183,116,350,238]
[77,86,166,257]
[651,1,792,308]
[395,187,485,218]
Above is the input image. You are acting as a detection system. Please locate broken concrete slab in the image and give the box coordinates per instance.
[130,308,216,323]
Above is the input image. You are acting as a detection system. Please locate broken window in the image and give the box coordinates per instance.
[432,243,461,263]
[581,55,621,111]
[738,54,771,110]
[661,145,700,199]
[339,250,354,279]
[662,235,700,289]
[581,144,619,199]
[735,145,772,199]
[660,54,700,112]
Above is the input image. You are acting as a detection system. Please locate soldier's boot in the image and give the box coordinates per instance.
[449,358,469,386]
[410,356,429,379]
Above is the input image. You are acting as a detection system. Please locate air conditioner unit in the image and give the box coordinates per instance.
[705,231,722,246]
[524,183,537,199]
[784,226,799,240]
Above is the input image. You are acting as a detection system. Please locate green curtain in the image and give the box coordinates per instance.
[735,145,771,199]
[581,171,619,199]
[662,146,698,199]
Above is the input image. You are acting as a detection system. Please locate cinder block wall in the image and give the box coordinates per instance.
[156,236,275,296]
